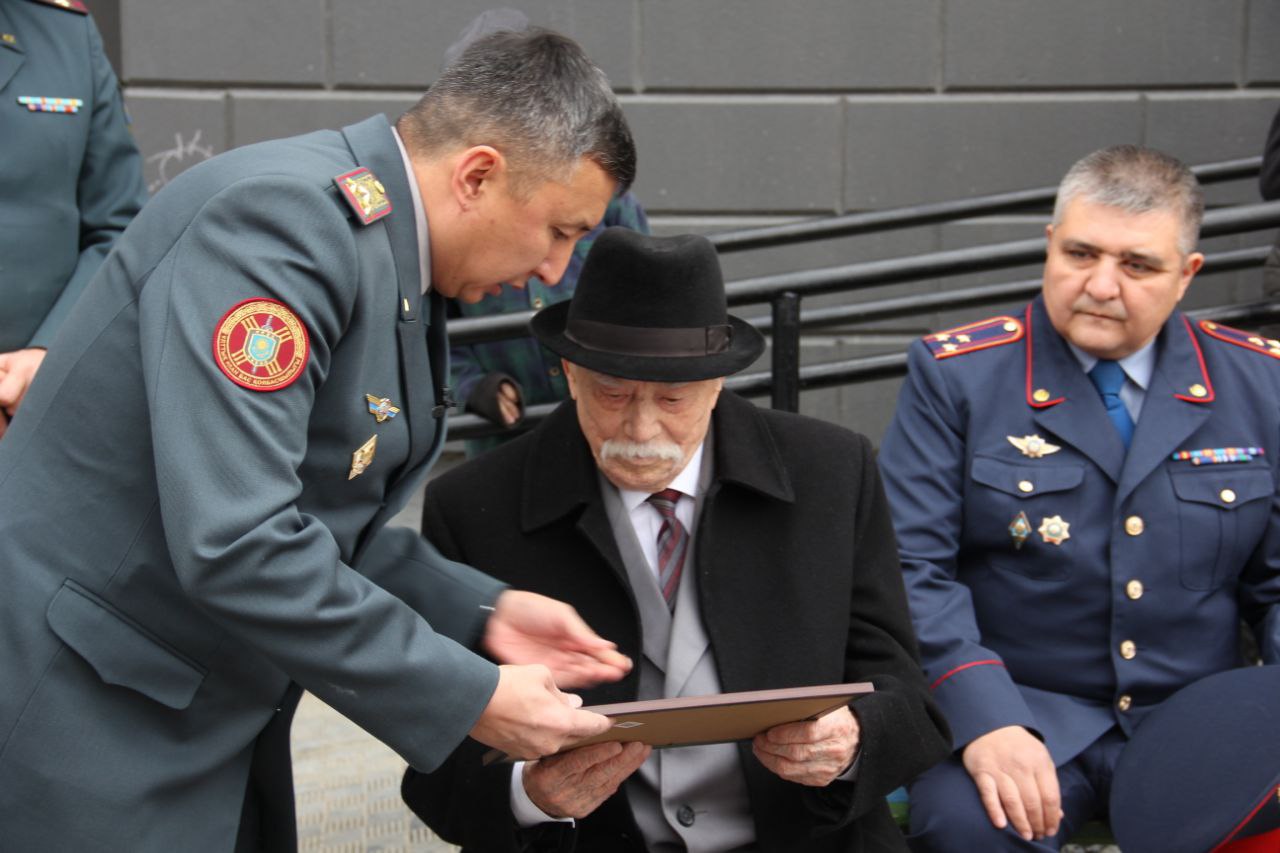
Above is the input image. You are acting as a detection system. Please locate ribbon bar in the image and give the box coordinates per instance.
[566,317,733,358]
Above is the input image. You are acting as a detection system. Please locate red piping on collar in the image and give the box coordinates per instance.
[1174,314,1215,404]
[1025,303,1065,409]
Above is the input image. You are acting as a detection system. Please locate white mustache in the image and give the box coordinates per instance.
[599,439,684,462]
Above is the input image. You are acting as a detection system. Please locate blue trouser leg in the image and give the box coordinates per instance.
[906,729,1126,852]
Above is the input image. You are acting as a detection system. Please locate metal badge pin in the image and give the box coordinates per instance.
[1038,515,1070,545]
[349,435,377,480]
[1008,434,1061,459]
[365,394,401,423]
[1009,511,1032,550]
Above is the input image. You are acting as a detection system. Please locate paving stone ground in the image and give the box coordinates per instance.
[292,692,457,853]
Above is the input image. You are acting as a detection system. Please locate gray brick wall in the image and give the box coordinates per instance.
[98,0,1280,442]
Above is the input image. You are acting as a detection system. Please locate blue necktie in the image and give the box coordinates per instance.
[1089,359,1134,449]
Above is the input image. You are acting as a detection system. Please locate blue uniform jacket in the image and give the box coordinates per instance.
[0,114,504,851]
[879,297,1280,766]
[0,0,147,351]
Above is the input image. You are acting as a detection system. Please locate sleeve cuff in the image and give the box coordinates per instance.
[510,761,575,829]
[466,372,523,428]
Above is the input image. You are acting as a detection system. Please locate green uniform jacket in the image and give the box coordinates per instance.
[0,114,504,851]
[0,0,147,351]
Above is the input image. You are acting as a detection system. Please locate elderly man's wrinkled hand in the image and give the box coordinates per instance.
[752,705,860,787]
[524,741,650,819]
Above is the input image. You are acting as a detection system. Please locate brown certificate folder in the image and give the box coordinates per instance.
[483,682,873,765]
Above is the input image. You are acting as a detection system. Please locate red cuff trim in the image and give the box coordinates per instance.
[930,659,1005,691]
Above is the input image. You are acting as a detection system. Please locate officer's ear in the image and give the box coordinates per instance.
[451,146,504,209]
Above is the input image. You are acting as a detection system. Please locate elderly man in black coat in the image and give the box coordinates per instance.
[402,228,950,852]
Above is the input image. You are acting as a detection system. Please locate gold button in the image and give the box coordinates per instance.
[1117,694,1132,712]
[1018,480,1034,493]
[1204,321,1218,330]
[549,366,561,377]
[1033,389,1050,403]
[1250,337,1266,346]
[1003,321,1018,333]
[532,297,545,309]
[1220,488,1236,504]
[1189,384,1207,398]
[1126,579,1144,600]
[1124,516,1144,536]
[1120,640,1137,660]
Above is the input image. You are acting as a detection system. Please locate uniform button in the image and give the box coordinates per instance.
[1117,694,1133,712]
[1033,389,1050,403]
[532,297,545,309]
[1220,488,1236,504]
[676,805,696,827]
[1018,480,1034,493]
[1124,516,1144,536]
[548,366,561,377]
[1126,579,1144,600]
[1119,640,1137,660]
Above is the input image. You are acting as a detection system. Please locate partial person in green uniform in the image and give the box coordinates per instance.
[0,0,147,438]
[0,28,635,852]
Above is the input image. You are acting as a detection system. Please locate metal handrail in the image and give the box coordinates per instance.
[447,201,1280,345]
[446,246,1279,439]
[707,156,1263,253]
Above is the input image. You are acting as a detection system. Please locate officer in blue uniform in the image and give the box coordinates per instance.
[0,0,147,436]
[879,146,1280,849]
[0,29,635,852]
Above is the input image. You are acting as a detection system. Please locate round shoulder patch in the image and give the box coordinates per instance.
[212,298,310,391]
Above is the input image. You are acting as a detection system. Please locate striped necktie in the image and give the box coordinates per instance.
[646,488,688,611]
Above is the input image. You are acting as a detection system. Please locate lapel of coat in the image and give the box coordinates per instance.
[521,402,631,593]
[1025,298,1126,483]
[0,5,26,95]
[339,116,442,487]
[1115,313,1214,504]
[695,393,795,692]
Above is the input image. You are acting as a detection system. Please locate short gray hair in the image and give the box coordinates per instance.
[398,28,635,196]
[1052,145,1204,255]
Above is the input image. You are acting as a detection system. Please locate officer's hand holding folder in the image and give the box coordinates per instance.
[484,682,873,764]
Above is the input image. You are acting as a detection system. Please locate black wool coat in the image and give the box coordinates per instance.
[404,392,951,852]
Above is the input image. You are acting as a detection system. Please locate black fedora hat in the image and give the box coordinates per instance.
[530,227,765,382]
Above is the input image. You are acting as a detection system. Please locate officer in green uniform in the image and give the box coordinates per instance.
[0,0,147,436]
[0,28,635,852]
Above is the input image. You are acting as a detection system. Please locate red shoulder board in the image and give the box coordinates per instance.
[1198,320,1280,360]
[333,167,392,225]
[923,315,1024,360]
[25,0,89,14]
[212,299,310,392]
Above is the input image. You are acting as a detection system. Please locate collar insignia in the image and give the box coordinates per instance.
[334,167,392,225]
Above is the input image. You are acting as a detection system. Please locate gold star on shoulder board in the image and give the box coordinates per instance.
[349,435,377,480]
[1008,434,1061,459]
